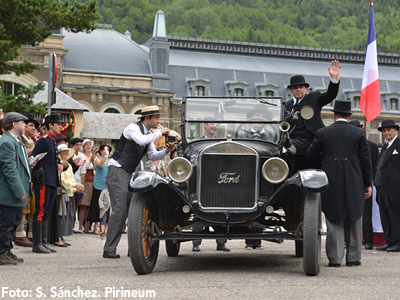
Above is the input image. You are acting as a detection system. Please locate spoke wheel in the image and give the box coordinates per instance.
[128,193,159,275]
[303,192,321,276]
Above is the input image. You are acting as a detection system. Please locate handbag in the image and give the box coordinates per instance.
[74,192,84,199]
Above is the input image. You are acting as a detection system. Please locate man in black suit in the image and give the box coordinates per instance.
[349,119,379,250]
[307,100,372,267]
[374,119,400,252]
[286,60,341,171]
[238,104,274,141]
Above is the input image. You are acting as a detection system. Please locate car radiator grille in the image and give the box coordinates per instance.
[199,154,257,208]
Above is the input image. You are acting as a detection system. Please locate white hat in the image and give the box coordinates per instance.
[82,139,94,148]
[57,144,74,158]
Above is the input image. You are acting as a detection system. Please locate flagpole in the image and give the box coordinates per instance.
[364,0,372,132]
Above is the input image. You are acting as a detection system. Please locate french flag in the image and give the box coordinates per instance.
[360,2,381,122]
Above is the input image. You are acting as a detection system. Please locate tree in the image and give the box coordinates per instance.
[0,81,47,115]
[0,0,99,115]
[0,0,100,76]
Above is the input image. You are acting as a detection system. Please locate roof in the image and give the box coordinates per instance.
[168,49,400,102]
[33,81,88,111]
[63,29,151,77]
[81,112,140,139]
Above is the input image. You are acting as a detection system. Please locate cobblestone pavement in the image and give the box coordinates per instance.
[2,229,400,300]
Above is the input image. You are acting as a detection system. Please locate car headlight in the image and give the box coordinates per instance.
[262,157,289,184]
[167,157,193,183]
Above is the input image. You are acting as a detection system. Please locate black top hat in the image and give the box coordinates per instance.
[23,114,40,129]
[247,104,273,121]
[332,100,353,114]
[378,119,399,131]
[287,75,310,88]
[70,137,84,145]
[45,114,63,125]
[349,119,363,128]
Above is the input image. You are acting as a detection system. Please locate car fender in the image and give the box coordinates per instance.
[298,169,329,193]
[129,170,171,193]
[129,171,193,230]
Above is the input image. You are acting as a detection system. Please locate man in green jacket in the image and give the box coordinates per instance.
[0,112,31,265]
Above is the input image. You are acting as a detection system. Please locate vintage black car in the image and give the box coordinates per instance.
[127,96,328,276]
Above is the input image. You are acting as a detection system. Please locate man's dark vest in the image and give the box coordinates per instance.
[112,122,149,174]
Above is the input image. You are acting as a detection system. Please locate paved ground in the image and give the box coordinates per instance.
[3,229,400,300]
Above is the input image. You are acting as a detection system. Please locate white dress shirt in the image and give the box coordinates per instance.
[109,122,166,168]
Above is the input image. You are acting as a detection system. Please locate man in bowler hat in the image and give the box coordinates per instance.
[307,100,372,267]
[374,119,400,252]
[286,60,341,170]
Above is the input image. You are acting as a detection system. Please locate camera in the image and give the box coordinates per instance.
[165,135,177,144]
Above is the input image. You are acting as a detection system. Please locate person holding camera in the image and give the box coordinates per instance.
[103,105,174,259]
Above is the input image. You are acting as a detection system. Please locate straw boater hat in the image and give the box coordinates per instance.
[140,105,161,116]
[57,144,75,158]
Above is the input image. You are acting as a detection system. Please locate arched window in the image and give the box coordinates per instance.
[104,108,120,114]
[2,81,25,96]
[234,88,244,96]
[390,98,398,111]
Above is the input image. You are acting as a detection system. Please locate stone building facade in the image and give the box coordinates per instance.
[2,10,400,145]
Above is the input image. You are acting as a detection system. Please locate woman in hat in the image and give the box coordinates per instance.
[76,139,95,233]
[86,144,112,234]
[56,144,84,246]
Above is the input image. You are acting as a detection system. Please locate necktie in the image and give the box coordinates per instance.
[377,143,388,178]
[292,100,298,113]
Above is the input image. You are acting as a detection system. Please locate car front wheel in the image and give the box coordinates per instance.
[128,193,159,275]
[302,192,321,276]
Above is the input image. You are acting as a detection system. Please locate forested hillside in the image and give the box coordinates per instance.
[76,0,400,52]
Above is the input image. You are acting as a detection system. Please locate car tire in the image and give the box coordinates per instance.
[165,240,180,257]
[128,192,159,275]
[295,240,303,257]
[303,192,321,276]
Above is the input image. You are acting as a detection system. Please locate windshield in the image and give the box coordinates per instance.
[184,97,282,144]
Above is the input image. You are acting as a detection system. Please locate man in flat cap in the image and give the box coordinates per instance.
[13,115,40,247]
[0,112,30,264]
[286,60,341,171]
[103,106,174,258]
[374,119,400,252]
[31,114,63,254]
[307,100,372,267]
